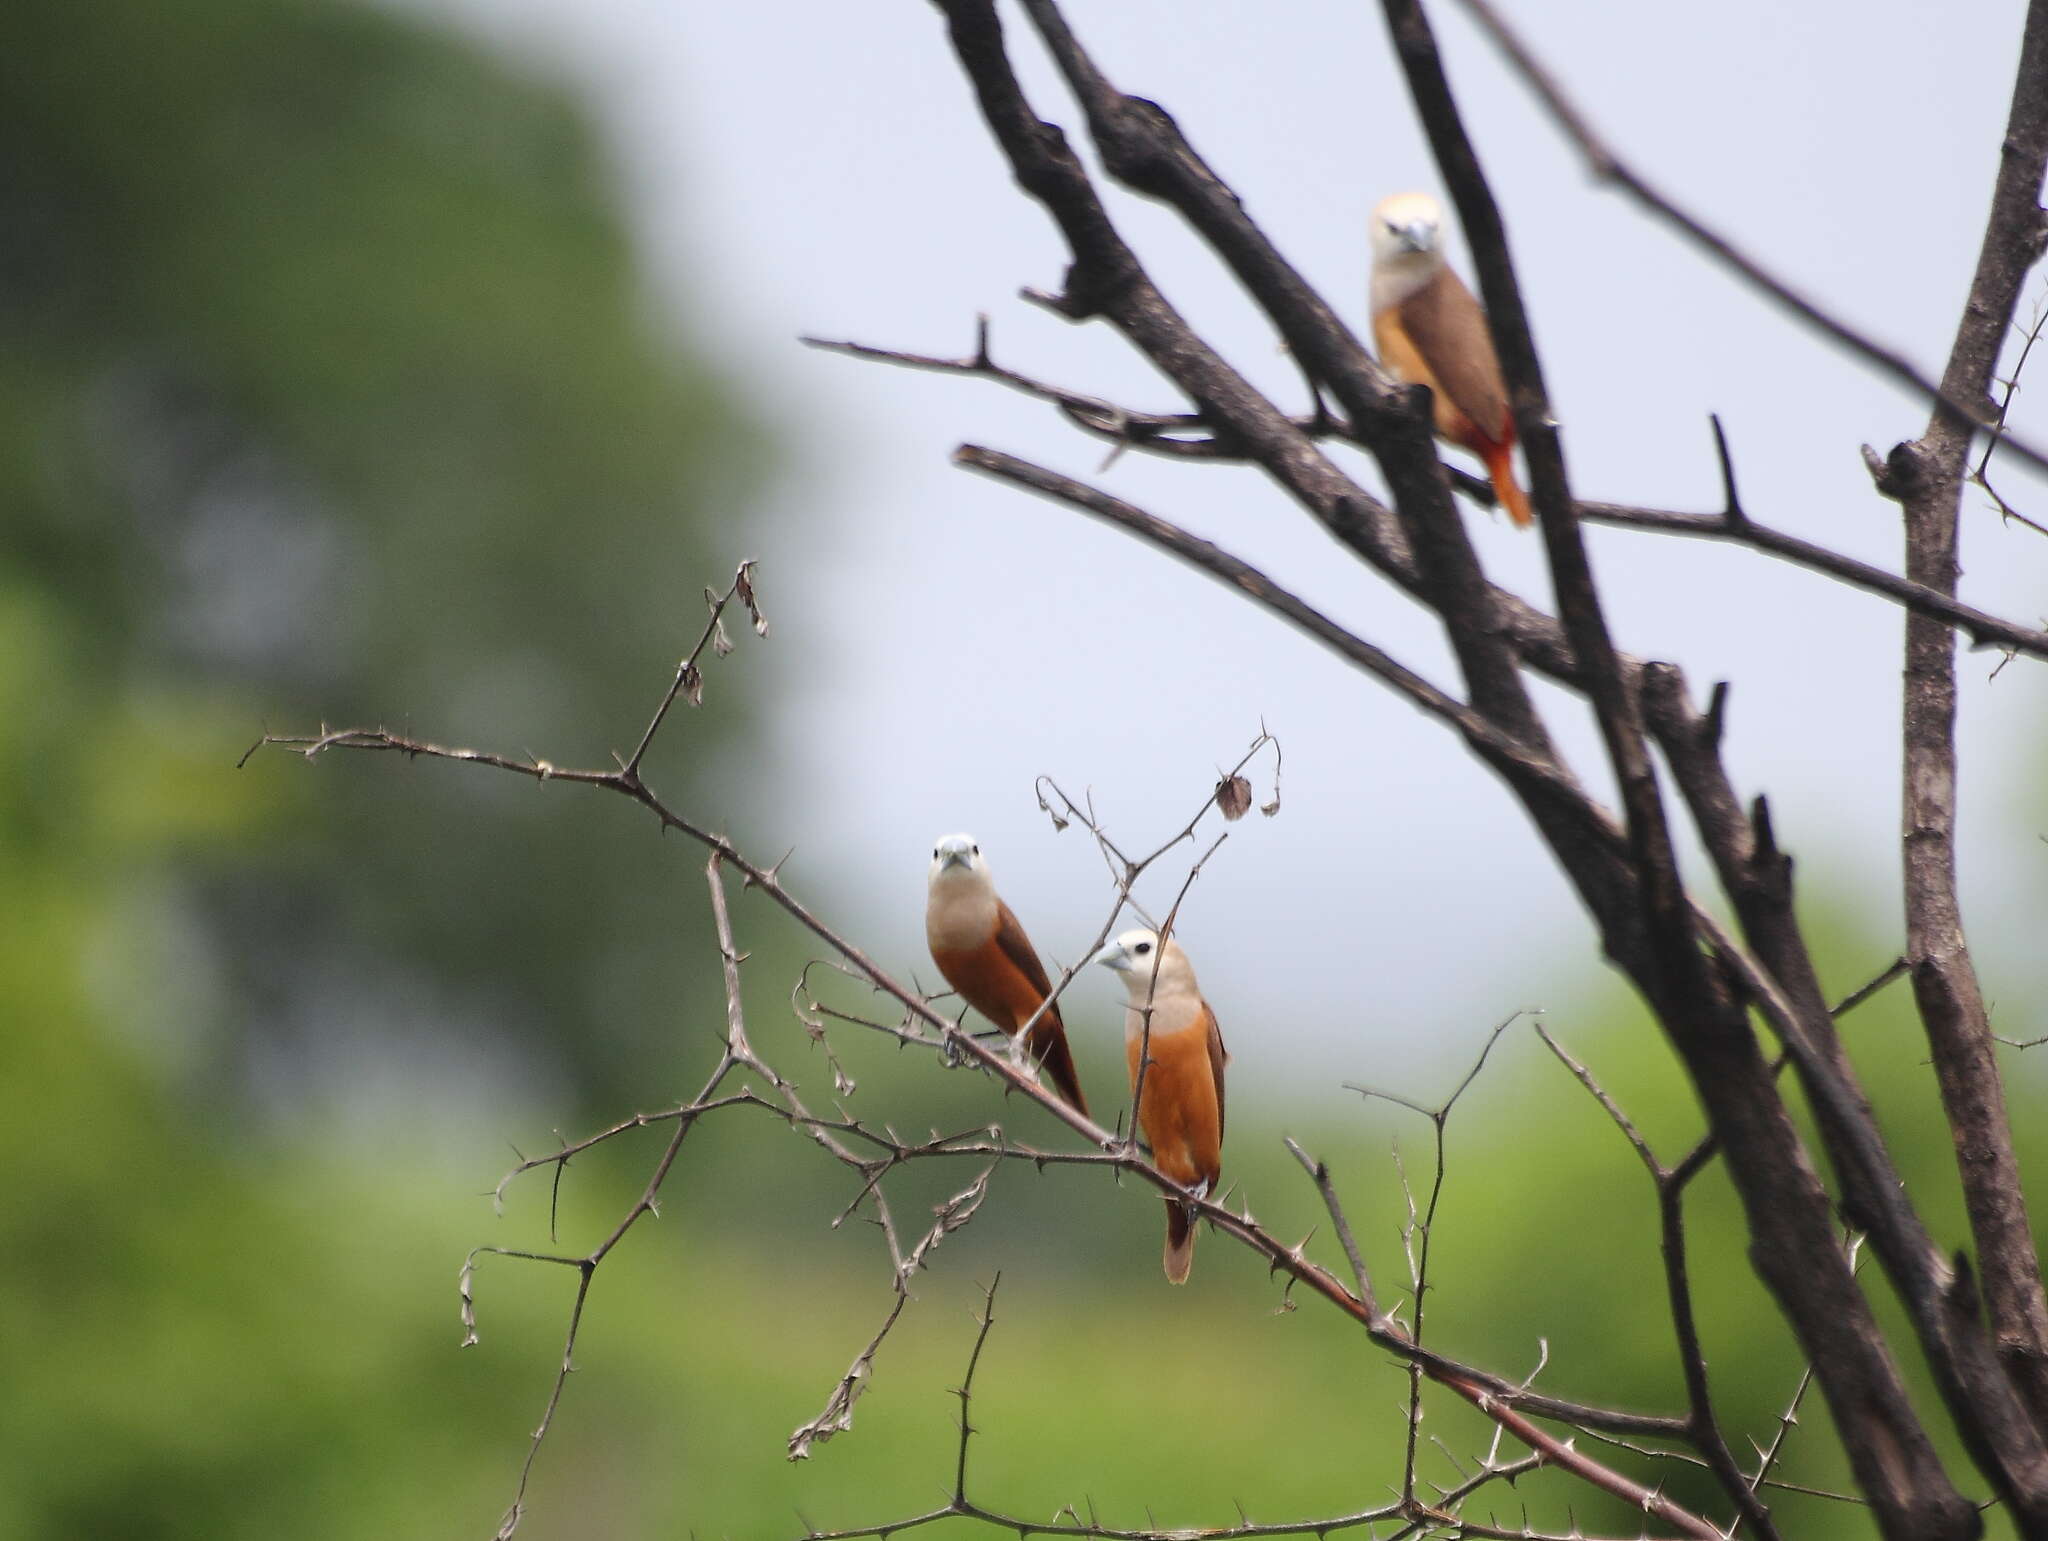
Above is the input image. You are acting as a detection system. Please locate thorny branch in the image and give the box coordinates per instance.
[1348,1016,1519,1513]
[1002,728,1279,1145]
[254,574,1741,1539]
[1534,1024,1786,1541]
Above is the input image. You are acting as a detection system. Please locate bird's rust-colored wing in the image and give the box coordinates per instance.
[1204,1003,1228,1154]
[1373,307,1472,446]
[1375,281,1531,527]
[986,899,1088,1116]
[990,899,1054,999]
[1395,267,1512,449]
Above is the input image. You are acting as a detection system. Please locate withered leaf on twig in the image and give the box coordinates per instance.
[1216,773,1253,821]
[1037,782,1069,831]
[736,562,770,636]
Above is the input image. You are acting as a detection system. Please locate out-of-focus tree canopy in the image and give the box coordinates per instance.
[0,0,767,1530]
[0,0,763,1118]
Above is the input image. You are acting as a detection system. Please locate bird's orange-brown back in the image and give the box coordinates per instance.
[1368,268,1515,450]
[1373,279,1532,527]
[1126,1005,1223,1192]
[1387,267,1512,453]
[1374,306,1475,448]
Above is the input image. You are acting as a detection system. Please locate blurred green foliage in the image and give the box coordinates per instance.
[0,0,761,1114]
[4,0,2043,1537]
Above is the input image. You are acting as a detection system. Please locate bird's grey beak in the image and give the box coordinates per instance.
[1094,942,1132,973]
[1400,221,1435,253]
[940,848,971,870]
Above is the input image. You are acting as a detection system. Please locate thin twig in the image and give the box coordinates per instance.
[1533,1025,1782,1541]
[1970,289,2048,535]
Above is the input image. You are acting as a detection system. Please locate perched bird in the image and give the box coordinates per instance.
[1368,190,1533,529]
[925,834,1089,1115]
[1095,928,1227,1284]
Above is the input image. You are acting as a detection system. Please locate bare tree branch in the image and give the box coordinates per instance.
[1283,1137,1376,1315]
[802,324,1326,460]
[1371,3,1987,1533]
[1535,1025,1783,1541]
[1580,493,2048,661]
[953,444,1581,804]
[470,971,745,1538]
[817,322,2048,660]
[1888,0,2048,1454]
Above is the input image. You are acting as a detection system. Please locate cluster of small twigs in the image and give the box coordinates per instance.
[249,570,1749,1541]
[247,0,2048,1537]
[248,562,1848,1541]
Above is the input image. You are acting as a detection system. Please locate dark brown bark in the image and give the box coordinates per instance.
[1376,2,1990,1534]
[1896,0,2048,1446]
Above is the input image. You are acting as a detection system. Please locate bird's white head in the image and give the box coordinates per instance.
[1369,191,1444,268]
[928,832,988,888]
[1093,927,1197,999]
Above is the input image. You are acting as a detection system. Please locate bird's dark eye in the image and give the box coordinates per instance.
[932,847,939,859]
[971,844,979,855]
[1135,941,1153,955]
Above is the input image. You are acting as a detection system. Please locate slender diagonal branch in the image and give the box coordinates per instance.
[1283,1138,1376,1314]
[952,446,1617,836]
[1971,292,2048,534]
[1581,495,2048,660]
[475,1018,743,1539]
[802,325,1325,459]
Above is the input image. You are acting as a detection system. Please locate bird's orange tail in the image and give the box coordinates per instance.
[1024,1014,1089,1117]
[1482,440,1534,528]
[1163,1200,1195,1285]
